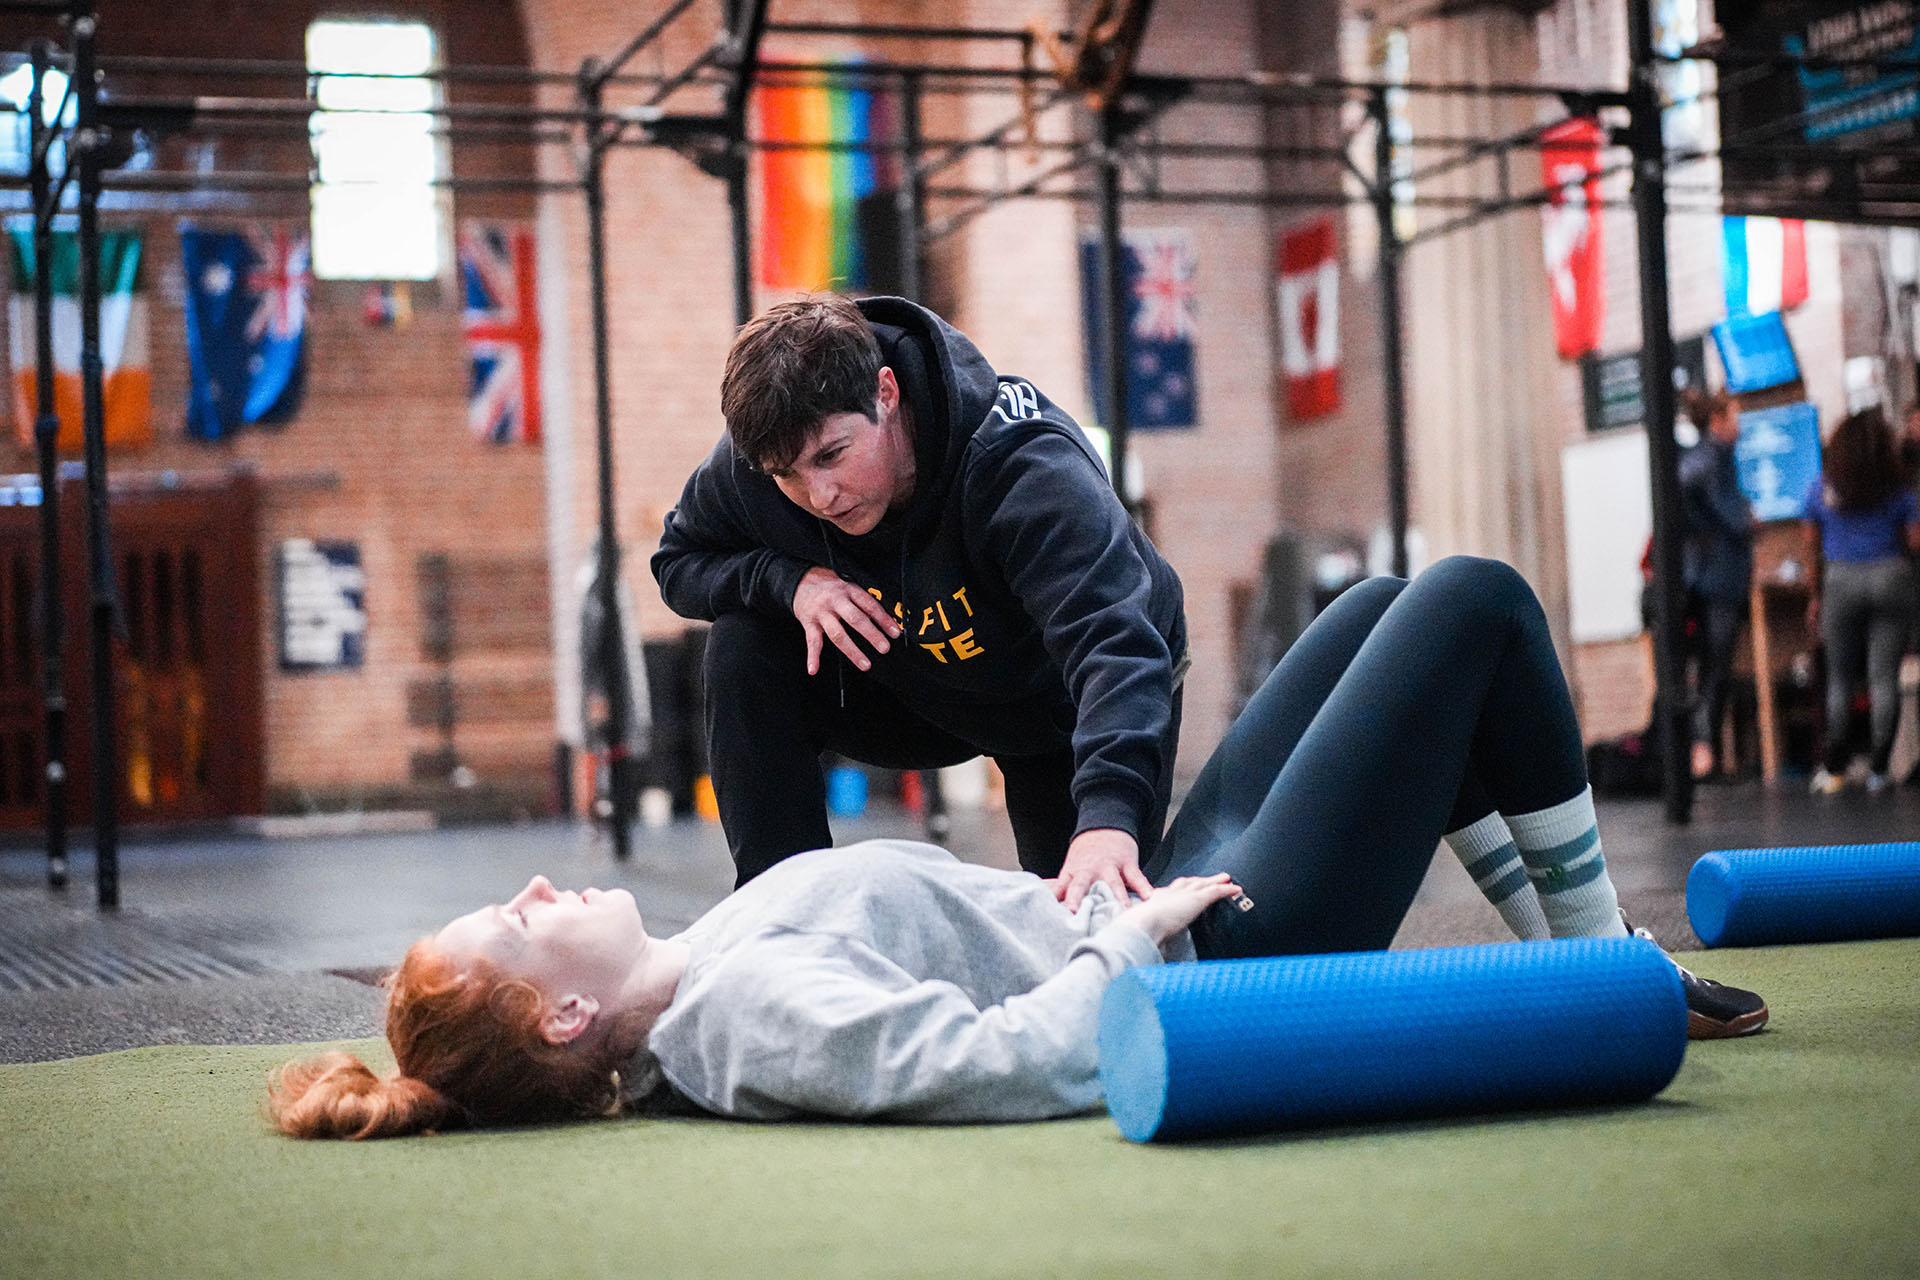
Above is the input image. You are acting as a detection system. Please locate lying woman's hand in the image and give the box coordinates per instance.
[1116,873,1243,946]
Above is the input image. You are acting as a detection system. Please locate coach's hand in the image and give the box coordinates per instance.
[1048,827,1154,913]
[792,566,903,675]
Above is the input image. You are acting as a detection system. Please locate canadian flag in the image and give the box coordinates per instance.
[1722,216,1808,318]
[1539,116,1605,360]
[1277,218,1339,420]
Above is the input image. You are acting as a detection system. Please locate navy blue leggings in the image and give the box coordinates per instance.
[1148,557,1588,959]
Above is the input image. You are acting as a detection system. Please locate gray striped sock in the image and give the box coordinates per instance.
[1505,786,1627,938]
[1443,812,1550,940]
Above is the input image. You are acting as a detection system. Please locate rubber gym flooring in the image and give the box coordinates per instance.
[1,783,1916,1277]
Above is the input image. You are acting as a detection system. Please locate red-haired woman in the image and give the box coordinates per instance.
[1802,408,1920,794]
[271,559,1766,1140]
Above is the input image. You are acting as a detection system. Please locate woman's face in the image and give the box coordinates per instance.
[434,875,646,1007]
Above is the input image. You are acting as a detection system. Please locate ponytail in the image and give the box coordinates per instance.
[268,1051,464,1140]
[269,939,621,1139]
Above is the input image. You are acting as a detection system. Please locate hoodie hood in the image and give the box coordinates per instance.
[857,297,1002,535]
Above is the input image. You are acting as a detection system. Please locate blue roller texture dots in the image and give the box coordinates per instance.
[1688,842,1920,948]
[1097,938,1686,1143]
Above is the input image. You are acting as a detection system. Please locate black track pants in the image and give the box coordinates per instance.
[703,610,1178,886]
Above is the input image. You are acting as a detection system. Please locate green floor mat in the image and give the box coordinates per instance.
[3,940,1916,1279]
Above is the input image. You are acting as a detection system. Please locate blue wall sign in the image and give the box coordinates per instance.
[1735,402,1823,522]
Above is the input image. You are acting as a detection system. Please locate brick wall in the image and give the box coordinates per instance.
[522,0,1284,780]
[0,0,555,810]
[26,0,1874,810]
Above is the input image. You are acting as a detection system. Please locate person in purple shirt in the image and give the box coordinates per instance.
[1802,408,1920,794]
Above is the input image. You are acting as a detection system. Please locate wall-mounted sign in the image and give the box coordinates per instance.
[1580,335,1708,433]
[1718,0,1920,224]
[1735,401,1823,521]
[278,539,367,671]
[1713,311,1802,394]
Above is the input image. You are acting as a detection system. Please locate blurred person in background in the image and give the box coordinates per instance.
[1677,389,1753,781]
[1905,404,1920,787]
[1802,408,1920,794]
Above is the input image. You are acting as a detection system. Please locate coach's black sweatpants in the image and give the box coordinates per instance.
[703,610,1179,887]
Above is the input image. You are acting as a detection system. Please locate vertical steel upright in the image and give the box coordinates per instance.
[1626,0,1692,824]
[72,0,121,906]
[1094,102,1130,506]
[579,64,635,859]
[27,38,67,890]
[894,71,924,301]
[1370,87,1412,580]
[720,0,768,328]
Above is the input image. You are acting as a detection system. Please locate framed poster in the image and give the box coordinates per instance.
[278,538,367,671]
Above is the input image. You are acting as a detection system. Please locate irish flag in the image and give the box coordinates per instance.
[8,227,151,450]
[755,63,895,291]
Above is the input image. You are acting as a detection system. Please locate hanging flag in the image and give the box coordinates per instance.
[180,223,310,442]
[8,226,151,450]
[362,280,413,328]
[1539,116,1606,360]
[1722,216,1808,319]
[1077,227,1199,430]
[458,220,542,446]
[755,61,900,292]
[1276,218,1339,421]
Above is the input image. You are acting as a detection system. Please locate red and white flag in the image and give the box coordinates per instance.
[1540,116,1606,360]
[1277,218,1339,420]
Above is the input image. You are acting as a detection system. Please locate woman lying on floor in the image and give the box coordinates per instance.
[271,558,1767,1139]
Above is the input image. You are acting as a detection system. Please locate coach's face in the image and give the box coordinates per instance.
[768,366,917,537]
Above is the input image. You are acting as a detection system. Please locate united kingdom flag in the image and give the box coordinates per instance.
[458,220,542,445]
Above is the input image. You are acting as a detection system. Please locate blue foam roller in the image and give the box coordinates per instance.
[1097,938,1685,1143]
[1688,842,1920,948]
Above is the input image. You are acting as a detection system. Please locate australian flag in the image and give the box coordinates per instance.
[1079,227,1198,430]
[181,224,310,441]
[458,220,542,445]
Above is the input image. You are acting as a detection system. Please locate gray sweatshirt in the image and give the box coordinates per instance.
[635,840,1190,1122]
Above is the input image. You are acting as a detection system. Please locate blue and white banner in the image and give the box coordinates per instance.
[181,223,310,441]
[1079,227,1198,430]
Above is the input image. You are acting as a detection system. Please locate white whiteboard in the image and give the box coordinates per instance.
[1561,431,1653,644]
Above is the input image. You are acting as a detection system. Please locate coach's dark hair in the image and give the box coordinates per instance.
[722,295,883,471]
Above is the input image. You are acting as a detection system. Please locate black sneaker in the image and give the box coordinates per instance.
[1623,915,1769,1039]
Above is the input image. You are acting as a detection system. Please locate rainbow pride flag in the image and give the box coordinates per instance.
[756,64,896,291]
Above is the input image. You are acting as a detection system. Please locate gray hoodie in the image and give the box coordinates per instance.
[635,840,1189,1122]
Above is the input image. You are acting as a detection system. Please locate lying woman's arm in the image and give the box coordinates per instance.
[655,921,1161,1123]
